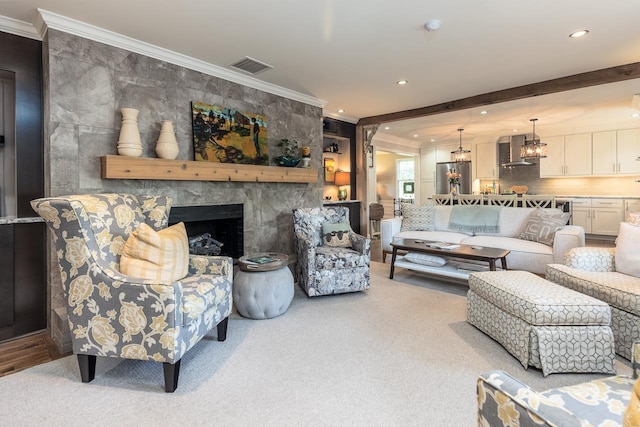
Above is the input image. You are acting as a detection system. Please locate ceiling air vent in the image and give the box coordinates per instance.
[229,56,273,75]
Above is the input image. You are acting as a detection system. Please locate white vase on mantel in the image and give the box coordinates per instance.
[117,107,143,157]
[155,120,179,160]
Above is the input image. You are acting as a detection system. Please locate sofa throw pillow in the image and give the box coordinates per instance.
[615,222,640,278]
[404,252,447,266]
[518,209,570,246]
[120,221,189,281]
[322,222,352,247]
[626,212,640,227]
[400,202,435,232]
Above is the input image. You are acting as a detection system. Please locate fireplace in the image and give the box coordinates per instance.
[168,204,244,260]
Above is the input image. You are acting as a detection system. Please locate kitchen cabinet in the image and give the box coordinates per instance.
[419,146,436,200]
[625,198,640,219]
[617,129,640,175]
[571,198,623,236]
[475,142,498,179]
[592,130,640,175]
[435,143,472,163]
[540,134,592,177]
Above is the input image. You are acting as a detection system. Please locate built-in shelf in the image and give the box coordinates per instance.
[100,155,318,183]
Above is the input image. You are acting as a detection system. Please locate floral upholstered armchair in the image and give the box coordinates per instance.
[293,206,370,297]
[31,194,233,392]
[477,342,640,426]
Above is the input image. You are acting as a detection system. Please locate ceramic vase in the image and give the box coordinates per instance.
[117,108,142,157]
[450,184,458,197]
[155,120,179,160]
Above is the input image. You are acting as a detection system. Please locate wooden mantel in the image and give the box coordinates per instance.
[100,155,318,183]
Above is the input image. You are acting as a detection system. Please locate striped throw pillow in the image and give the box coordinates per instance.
[120,222,189,281]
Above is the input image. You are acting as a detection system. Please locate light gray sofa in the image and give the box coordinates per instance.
[381,205,585,276]
[547,247,640,360]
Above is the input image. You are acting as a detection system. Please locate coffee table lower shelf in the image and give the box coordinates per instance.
[392,256,501,281]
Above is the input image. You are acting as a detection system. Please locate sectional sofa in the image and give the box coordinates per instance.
[381,205,585,276]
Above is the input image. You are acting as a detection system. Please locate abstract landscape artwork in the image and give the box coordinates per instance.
[191,101,268,164]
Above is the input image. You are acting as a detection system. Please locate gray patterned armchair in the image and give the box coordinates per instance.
[31,194,233,392]
[477,342,640,426]
[293,206,370,297]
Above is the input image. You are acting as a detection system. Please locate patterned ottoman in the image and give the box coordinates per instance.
[467,271,616,376]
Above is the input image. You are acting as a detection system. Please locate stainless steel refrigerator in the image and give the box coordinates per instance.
[435,161,472,194]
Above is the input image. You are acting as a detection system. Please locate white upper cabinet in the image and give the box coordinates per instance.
[540,134,591,177]
[475,142,498,179]
[435,143,457,163]
[617,129,640,175]
[420,146,437,181]
[592,131,618,175]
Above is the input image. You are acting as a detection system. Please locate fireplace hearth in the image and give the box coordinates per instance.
[168,204,244,260]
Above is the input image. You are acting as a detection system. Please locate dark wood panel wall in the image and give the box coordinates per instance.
[0,31,46,342]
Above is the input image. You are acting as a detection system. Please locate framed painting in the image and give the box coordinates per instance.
[191,101,268,165]
[324,158,336,182]
[403,182,415,194]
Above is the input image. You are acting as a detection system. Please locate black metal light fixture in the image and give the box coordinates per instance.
[451,128,470,162]
[520,118,547,160]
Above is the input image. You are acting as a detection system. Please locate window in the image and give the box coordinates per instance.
[397,158,415,200]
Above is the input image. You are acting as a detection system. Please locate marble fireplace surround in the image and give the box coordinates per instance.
[43,29,325,351]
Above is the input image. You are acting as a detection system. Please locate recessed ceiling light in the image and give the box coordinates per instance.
[513,129,518,132]
[413,134,418,138]
[397,80,408,85]
[480,110,488,115]
[569,30,589,38]
[384,126,390,130]
[430,139,436,142]
[337,109,345,113]
[632,113,640,118]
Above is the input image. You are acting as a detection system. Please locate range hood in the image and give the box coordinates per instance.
[499,134,535,167]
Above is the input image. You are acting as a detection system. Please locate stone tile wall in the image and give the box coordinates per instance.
[43,29,323,351]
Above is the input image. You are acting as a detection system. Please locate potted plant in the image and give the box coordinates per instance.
[276,138,301,167]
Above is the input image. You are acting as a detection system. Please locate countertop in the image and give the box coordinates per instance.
[323,200,362,204]
[555,195,640,199]
[0,216,44,225]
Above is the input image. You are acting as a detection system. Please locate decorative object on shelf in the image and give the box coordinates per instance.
[155,120,180,160]
[300,145,311,168]
[324,157,336,182]
[117,107,143,157]
[451,128,471,162]
[447,170,461,196]
[276,138,300,167]
[521,118,548,160]
[191,101,268,165]
[334,171,351,201]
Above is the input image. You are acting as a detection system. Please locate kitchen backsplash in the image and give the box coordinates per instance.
[483,162,640,196]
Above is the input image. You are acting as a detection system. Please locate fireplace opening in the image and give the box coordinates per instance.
[168,204,244,260]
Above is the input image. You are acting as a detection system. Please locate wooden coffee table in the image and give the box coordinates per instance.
[389,238,510,279]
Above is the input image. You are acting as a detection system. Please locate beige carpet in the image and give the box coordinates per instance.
[0,262,631,426]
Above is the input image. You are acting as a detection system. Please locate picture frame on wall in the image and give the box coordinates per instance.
[403,181,415,194]
[324,158,336,182]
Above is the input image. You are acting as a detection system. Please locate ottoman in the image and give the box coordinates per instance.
[233,253,294,320]
[467,270,615,376]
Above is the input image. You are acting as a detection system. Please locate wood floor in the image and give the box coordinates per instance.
[0,332,66,377]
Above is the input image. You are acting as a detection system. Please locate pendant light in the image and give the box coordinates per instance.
[451,128,470,162]
[520,118,547,160]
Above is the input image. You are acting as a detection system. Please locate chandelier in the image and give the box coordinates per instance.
[451,128,471,162]
[520,118,547,160]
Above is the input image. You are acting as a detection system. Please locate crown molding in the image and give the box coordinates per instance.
[0,15,41,40]
[37,9,327,108]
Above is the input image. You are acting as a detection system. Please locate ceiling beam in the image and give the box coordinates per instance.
[357,62,640,126]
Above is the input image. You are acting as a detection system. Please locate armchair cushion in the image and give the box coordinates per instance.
[120,222,189,281]
[616,222,640,278]
[315,247,368,269]
[519,208,570,246]
[321,222,352,247]
[565,247,616,272]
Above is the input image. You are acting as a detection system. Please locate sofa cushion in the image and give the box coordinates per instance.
[519,209,570,246]
[546,264,640,317]
[463,235,554,255]
[404,252,447,266]
[616,222,640,278]
[400,202,434,232]
[120,222,189,281]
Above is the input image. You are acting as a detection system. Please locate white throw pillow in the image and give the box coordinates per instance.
[404,252,447,266]
[615,222,640,278]
[626,212,640,227]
